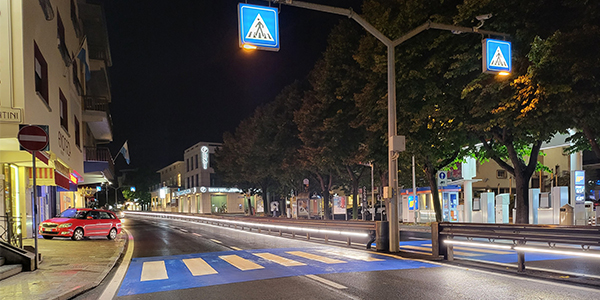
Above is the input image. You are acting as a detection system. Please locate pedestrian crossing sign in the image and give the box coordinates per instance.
[238,3,279,51]
[482,39,511,74]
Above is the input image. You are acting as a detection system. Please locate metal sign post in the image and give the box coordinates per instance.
[18,124,49,270]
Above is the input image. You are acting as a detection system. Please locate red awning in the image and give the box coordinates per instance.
[55,170,70,190]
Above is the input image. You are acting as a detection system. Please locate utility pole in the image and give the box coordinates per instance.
[268,0,508,252]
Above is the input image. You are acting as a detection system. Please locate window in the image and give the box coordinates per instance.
[195,154,198,169]
[190,156,194,170]
[34,42,49,104]
[187,159,189,172]
[57,11,69,65]
[496,169,507,179]
[59,90,68,131]
[99,211,111,219]
[196,174,199,187]
[187,177,190,189]
[74,116,80,148]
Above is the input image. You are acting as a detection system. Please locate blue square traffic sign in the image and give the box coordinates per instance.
[238,4,279,51]
[482,39,511,74]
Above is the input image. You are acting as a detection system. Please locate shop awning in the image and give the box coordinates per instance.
[55,170,70,190]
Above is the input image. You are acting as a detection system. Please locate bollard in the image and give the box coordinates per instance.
[375,221,389,252]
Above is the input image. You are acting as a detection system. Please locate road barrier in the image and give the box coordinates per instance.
[126,211,373,247]
[432,222,600,272]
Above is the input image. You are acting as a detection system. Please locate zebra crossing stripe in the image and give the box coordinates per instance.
[219,255,264,271]
[286,251,347,264]
[140,261,168,281]
[316,249,384,262]
[253,253,306,267]
[182,258,218,276]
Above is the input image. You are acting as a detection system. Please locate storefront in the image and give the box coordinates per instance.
[172,187,245,214]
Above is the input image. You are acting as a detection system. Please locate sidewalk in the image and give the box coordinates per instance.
[0,231,127,300]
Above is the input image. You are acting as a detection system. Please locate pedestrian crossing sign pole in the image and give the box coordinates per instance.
[482,38,511,75]
[238,3,279,51]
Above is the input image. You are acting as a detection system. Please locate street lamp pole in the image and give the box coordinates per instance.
[269,0,509,252]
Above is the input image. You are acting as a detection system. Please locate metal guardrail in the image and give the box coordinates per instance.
[432,222,600,272]
[127,211,373,247]
[0,216,23,249]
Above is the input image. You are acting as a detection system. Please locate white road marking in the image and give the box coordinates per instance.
[192,233,202,237]
[179,228,188,233]
[253,253,306,266]
[98,229,134,300]
[305,274,347,289]
[220,255,264,271]
[140,261,169,281]
[183,258,218,276]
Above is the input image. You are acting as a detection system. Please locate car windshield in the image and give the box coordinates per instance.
[59,209,87,219]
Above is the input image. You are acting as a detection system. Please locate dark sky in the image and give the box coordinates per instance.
[104,0,364,173]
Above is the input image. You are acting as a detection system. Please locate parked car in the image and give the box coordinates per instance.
[39,208,122,241]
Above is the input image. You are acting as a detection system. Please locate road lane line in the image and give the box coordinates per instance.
[192,233,202,237]
[231,246,243,251]
[286,251,347,264]
[140,261,169,281]
[316,249,384,262]
[179,228,188,233]
[219,255,264,271]
[210,239,222,244]
[305,275,347,289]
[253,253,306,266]
[98,229,134,300]
[183,258,218,276]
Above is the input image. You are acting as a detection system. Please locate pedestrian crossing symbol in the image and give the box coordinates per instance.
[238,3,279,51]
[482,39,511,74]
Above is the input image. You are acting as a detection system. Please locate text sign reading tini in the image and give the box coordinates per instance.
[238,3,279,51]
[482,39,511,74]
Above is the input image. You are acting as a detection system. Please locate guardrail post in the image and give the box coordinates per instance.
[279,229,282,236]
[517,240,526,272]
[307,233,310,240]
[258,227,261,233]
[325,235,328,243]
[447,236,454,261]
[292,231,295,238]
[347,237,351,246]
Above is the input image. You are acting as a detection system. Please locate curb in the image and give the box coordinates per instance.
[50,230,130,300]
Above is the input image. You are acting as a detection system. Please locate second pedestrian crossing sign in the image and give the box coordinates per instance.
[482,39,511,74]
[238,3,279,51]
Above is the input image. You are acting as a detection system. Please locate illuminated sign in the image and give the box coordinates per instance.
[175,187,197,197]
[159,187,167,199]
[408,195,418,211]
[574,170,585,203]
[199,186,242,193]
[575,170,585,185]
[96,186,102,192]
[69,173,78,184]
[482,39,511,74]
[238,3,279,51]
[201,146,209,169]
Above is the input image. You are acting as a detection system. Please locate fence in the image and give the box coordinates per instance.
[0,216,23,248]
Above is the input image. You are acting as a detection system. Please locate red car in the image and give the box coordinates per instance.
[39,208,122,241]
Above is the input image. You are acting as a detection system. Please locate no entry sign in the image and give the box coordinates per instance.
[18,125,49,151]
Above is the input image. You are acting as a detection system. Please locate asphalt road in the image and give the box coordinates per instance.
[77,216,600,299]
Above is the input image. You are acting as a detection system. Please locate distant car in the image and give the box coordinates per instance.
[39,208,122,241]
[111,208,125,219]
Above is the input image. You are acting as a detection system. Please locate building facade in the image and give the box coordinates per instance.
[0,0,114,245]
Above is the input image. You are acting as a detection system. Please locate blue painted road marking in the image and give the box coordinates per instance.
[118,247,438,296]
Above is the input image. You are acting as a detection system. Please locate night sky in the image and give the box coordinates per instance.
[104,0,364,173]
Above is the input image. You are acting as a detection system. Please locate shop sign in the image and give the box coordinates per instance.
[175,187,197,197]
[199,186,242,193]
[0,107,22,123]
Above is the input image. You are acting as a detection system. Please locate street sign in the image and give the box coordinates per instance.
[238,3,279,51]
[482,39,511,74]
[437,171,448,187]
[18,124,49,151]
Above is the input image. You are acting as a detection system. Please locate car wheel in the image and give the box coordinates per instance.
[42,235,53,240]
[107,228,117,240]
[72,228,84,241]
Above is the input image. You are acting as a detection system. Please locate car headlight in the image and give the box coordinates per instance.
[57,223,72,228]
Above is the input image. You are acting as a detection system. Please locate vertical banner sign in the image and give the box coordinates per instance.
[238,3,279,51]
[574,170,585,202]
[482,39,511,74]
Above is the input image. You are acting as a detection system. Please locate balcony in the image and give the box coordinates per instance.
[83,147,114,185]
[82,96,113,142]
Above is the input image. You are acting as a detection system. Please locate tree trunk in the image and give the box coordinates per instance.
[513,172,529,223]
[317,173,332,220]
[346,165,359,220]
[425,164,442,222]
[582,125,600,159]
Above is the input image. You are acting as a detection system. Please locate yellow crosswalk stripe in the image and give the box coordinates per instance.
[182,258,218,276]
[286,251,347,264]
[219,255,264,271]
[400,245,482,257]
[253,253,307,267]
[316,249,384,262]
[422,243,513,255]
[140,261,168,281]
